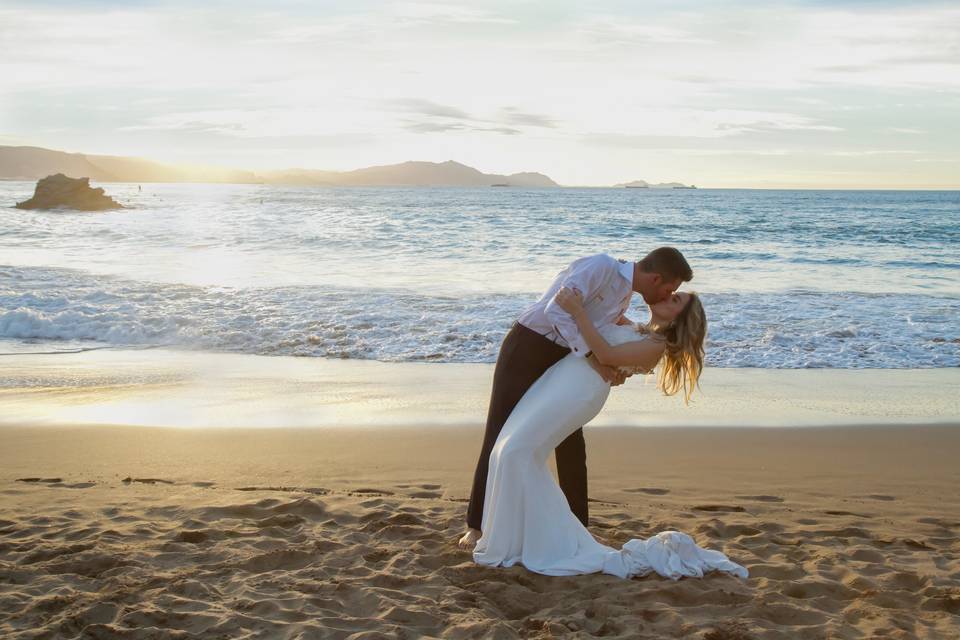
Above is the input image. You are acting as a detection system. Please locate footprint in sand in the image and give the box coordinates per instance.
[624,487,670,495]
[825,510,873,518]
[850,548,886,563]
[693,504,746,513]
[410,491,443,499]
[15,478,94,489]
[235,486,329,495]
[865,494,896,501]
[122,477,174,485]
[175,530,210,544]
[63,482,96,489]
[735,495,784,503]
[351,488,395,496]
[902,538,934,550]
[916,517,960,528]
[399,483,443,499]
[921,593,960,615]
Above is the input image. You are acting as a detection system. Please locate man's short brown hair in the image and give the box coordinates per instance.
[638,247,693,283]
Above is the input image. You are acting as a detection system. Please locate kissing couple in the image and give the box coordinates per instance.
[459,247,748,581]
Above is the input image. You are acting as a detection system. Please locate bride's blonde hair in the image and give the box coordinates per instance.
[639,292,706,404]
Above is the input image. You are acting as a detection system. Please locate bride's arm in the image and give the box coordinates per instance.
[555,287,665,370]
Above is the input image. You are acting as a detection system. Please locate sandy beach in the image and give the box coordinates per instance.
[3,0,958,637]
[0,350,958,638]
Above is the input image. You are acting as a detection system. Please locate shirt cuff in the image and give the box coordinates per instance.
[567,335,590,357]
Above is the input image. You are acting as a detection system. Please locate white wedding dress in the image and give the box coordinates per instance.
[472,324,748,580]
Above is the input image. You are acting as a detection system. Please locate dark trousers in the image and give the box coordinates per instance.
[465,322,589,531]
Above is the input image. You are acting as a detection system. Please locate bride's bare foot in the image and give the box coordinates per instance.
[457,528,481,549]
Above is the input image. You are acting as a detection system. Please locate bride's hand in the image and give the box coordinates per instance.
[555,286,584,314]
[588,355,628,385]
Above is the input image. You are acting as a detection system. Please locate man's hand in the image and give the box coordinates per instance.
[555,286,585,315]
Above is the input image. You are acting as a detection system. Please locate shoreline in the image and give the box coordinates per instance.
[2,349,959,637]
[1,348,958,429]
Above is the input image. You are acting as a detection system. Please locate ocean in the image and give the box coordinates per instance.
[1,182,957,369]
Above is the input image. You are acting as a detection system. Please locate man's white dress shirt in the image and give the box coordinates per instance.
[517,254,635,357]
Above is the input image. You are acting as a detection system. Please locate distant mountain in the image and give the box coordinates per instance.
[500,171,556,188]
[264,160,556,187]
[0,146,557,187]
[0,146,257,183]
[614,179,696,189]
[0,146,115,181]
[653,182,697,189]
[86,153,258,184]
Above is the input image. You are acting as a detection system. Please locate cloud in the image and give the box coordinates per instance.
[672,148,796,157]
[708,110,845,135]
[819,63,884,74]
[583,133,726,149]
[479,126,522,136]
[715,120,843,134]
[384,99,554,135]
[578,108,845,148]
[2,1,958,185]
[388,2,516,26]
[577,18,714,46]
[828,149,922,156]
[118,111,252,135]
[385,99,473,120]
[128,120,247,135]
[402,119,521,135]
[497,107,557,128]
[402,120,468,133]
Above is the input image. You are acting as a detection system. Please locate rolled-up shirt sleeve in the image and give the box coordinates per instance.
[544,255,614,357]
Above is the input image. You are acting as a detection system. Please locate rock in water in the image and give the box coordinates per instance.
[15,173,124,211]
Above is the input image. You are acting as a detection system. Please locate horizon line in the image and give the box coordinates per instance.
[2,144,957,191]
[3,177,957,191]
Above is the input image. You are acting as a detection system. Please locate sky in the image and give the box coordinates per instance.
[1,0,958,188]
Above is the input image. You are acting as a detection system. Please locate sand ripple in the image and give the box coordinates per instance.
[1,481,958,639]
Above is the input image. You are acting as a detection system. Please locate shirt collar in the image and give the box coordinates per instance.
[618,259,635,286]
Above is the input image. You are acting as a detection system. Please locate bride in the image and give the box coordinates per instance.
[472,286,748,580]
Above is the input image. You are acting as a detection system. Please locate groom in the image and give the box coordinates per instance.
[459,247,693,548]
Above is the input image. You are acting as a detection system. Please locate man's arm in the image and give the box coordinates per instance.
[544,255,617,357]
[556,286,664,371]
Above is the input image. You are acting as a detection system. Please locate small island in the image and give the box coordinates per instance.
[15,173,124,210]
[613,179,697,189]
